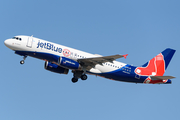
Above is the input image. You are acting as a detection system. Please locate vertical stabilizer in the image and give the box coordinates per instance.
[135,48,176,76]
[161,48,176,70]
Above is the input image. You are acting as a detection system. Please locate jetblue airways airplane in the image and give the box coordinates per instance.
[4,35,176,84]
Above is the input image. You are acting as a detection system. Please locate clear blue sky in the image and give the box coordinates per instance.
[1,0,180,120]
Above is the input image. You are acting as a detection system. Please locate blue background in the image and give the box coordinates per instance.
[1,0,179,120]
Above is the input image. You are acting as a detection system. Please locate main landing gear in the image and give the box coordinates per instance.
[20,56,27,64]
[71,70,88,83]
[71,74,88,83]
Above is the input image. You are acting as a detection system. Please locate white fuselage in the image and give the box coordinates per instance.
[4,35,126,74]
[4,35,174,84]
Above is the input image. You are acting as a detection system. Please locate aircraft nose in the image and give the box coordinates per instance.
[4,39,12,48]
[4,39,9,46]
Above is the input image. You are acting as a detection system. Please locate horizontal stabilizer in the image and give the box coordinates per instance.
[150,76,175,80]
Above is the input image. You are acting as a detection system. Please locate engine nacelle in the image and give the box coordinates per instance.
[58,57,81,70]
[45,61,69,74]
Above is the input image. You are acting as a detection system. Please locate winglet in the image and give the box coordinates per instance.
[123,54,128,59]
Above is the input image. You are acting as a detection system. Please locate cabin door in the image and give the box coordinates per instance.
[27,36,33,48]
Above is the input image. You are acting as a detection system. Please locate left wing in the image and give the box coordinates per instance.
[78,54,127,70]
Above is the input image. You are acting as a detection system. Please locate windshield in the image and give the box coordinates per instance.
[12,37,21,41]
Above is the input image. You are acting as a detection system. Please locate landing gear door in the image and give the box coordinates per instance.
[27,36,33,48]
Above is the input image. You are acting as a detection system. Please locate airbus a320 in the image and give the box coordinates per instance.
[4,35,176,84]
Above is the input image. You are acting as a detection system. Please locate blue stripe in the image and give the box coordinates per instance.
[15,51,59,63]
[88,65,146,83]
[16,50,147,83]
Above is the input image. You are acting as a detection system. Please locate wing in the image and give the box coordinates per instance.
[78,54,127,70]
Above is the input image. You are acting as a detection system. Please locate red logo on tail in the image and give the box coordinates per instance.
[135,53,165,76]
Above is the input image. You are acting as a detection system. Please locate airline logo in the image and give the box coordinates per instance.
[63,49,71,57]
[63,60,75,65]
[37,41,62,53]
[135,53,165,76]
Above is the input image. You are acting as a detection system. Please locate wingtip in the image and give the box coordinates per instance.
[123,54,128,59]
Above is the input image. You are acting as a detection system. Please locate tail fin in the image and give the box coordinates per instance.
[135,48,176,76]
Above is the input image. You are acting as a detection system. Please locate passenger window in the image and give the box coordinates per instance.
[70,52,73,58]
[74,53,77,58]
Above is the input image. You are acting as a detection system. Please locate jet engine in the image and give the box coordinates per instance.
[45,61,69,74]
[58,57,81,70]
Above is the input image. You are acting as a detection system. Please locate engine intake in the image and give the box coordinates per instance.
[45,61,69,74]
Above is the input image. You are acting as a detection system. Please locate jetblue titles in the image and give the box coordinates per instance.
[37,41,62,53]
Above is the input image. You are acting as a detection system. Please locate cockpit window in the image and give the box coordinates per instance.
[12,37,22,41]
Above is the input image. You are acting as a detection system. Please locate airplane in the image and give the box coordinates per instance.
[4,35,176,84]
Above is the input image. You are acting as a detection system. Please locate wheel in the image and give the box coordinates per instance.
[20,60,24,64]
[72,77,78,83]
[81,74,87,80]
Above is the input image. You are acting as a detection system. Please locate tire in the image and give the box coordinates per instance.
[20,60,24,64]
[81,74,87,80]
[72,77,78,83]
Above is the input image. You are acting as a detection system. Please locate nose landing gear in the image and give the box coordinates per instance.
[20,56,27,64]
